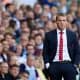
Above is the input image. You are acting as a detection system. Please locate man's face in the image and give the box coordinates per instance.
[16,45,22,56]
[20,35,28,47]
[34,4,42,14]
[3,41,9,52]
[5,35,13,46]
[15,10,24,20]
[1,62,8,74]
[57,16,67,30]
[35,36,42,45]
[51,7,58,15]
[9,56,18,65]
[27,45,35,54]
[10,66,19,77]
[8,5,15,13]
[27,56,35,67]
[21,73,29,80]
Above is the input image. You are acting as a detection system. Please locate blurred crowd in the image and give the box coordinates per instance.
[0,0,80,80]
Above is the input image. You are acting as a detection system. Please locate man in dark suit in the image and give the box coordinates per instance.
[43,14,80,80]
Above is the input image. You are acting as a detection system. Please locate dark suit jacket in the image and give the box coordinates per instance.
[0,73,9,80]
[43,29,80,65]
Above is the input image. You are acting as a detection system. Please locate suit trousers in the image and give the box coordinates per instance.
[48,61,77,80]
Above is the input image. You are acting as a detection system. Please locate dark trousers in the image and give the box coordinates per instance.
[48,62,77,80]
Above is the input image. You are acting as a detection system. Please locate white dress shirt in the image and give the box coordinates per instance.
[53,29,71,62]
[46,29,71,69]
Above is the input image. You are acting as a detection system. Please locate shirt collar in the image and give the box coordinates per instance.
[57,29,66,34]
[26,65,35,70]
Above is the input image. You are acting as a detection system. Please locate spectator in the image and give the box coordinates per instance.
[26,44,35,55]
[25,54,37,80]
[0,43,7,62]
[34,57,46,80]
[16,44,26,65]
[45,20,57,32]
[5,3,16,17]
[9,56,18,65]
[58,0,69,14]
[33,3,42,19]
[8,64,20,80]
[19,70,29,80]
[0,62,9,80]
[34,33,43,56]
[38,27,45,39]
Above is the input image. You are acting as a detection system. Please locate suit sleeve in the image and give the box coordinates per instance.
[73,33,80,65]
[43,33,50,64]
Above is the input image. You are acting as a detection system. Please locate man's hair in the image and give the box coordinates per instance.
[56,14,66,21]
[5,3,14,9]
[9,64,19,69]
[0,61,8,66]
[34,33,42,38]
[4,32,13,38]
[21,70,29,75]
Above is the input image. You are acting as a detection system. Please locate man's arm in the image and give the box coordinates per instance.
[43,33,50,68]
[73,32,80,65]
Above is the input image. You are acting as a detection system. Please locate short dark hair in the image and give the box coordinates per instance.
[4,32,13,38]
[26,43,35,49]
[34,33,42,38]
[5,3,14,9]
[56,14,66,21]
[9,64,19,69]
[21,70,29,75]
[9,20,16,28]
[20,19,27,25]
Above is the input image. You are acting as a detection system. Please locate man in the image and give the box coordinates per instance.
[0,62,9,80]
[25,54,37,80]
[19,70,29,80]
[8,64,20,80]
[43,14,80,80]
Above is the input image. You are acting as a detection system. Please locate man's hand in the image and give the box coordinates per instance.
[45,63,50,69]
[74,64,80,73]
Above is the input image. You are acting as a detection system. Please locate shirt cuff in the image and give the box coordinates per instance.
[45,63,50,69]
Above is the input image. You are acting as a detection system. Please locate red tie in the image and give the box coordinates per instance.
[59,31,63,61]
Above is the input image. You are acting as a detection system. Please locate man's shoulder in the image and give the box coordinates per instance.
[45,29,57,36]
[66,29,76,36]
